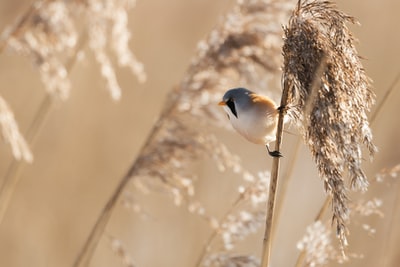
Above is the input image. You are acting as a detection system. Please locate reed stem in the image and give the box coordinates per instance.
[260,80,290,267]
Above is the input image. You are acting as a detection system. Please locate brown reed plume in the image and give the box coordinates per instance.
[282,0,376,250]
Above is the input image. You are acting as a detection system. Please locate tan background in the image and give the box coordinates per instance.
[0,0,399,267]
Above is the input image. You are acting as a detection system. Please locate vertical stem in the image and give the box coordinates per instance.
[261,80,290,267]
[261,156,281,267]
[0,32,87,225]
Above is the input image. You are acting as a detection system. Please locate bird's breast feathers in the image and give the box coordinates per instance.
[230,100,277,145]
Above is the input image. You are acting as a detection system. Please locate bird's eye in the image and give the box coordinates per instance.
[226,98,238,118]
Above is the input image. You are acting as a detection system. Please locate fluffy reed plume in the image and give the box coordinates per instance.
[282,0,376,248]
[297,221,336,266]
[352,198,383,218]
[74,0,292,266]
[0,96,32,163]
[374,163,400,183]
[2,1,75,100]
[1,0,145,101]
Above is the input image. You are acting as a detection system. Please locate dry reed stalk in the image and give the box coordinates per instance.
[271,54,328,267]
[74,0,292,266]
[282,0,376,252]
[260,78,289,267]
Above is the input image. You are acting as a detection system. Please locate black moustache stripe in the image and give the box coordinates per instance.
[226,99,237,118]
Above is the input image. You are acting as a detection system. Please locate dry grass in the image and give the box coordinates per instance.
[0,0,399,267]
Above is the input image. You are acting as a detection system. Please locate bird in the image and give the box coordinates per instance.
[218,87,282,157]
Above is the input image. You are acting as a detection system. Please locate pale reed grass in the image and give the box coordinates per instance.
[0,0,144,225]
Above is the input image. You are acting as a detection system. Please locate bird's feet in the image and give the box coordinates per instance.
[277,105,288,114]
[266,145,283,158]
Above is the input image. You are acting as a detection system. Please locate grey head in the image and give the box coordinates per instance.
[221,87,255,118]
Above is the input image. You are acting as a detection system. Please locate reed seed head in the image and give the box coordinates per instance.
[282,0,377,248]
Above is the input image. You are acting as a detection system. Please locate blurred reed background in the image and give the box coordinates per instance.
[0,0,399,267]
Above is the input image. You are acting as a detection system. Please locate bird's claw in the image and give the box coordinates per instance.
[277,105,288,114]
[266,145,283,158]
[269,150,283,158]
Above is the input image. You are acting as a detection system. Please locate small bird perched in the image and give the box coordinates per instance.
[218,87,281,157]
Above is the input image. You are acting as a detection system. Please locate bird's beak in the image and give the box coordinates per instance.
[218,101,226,106]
